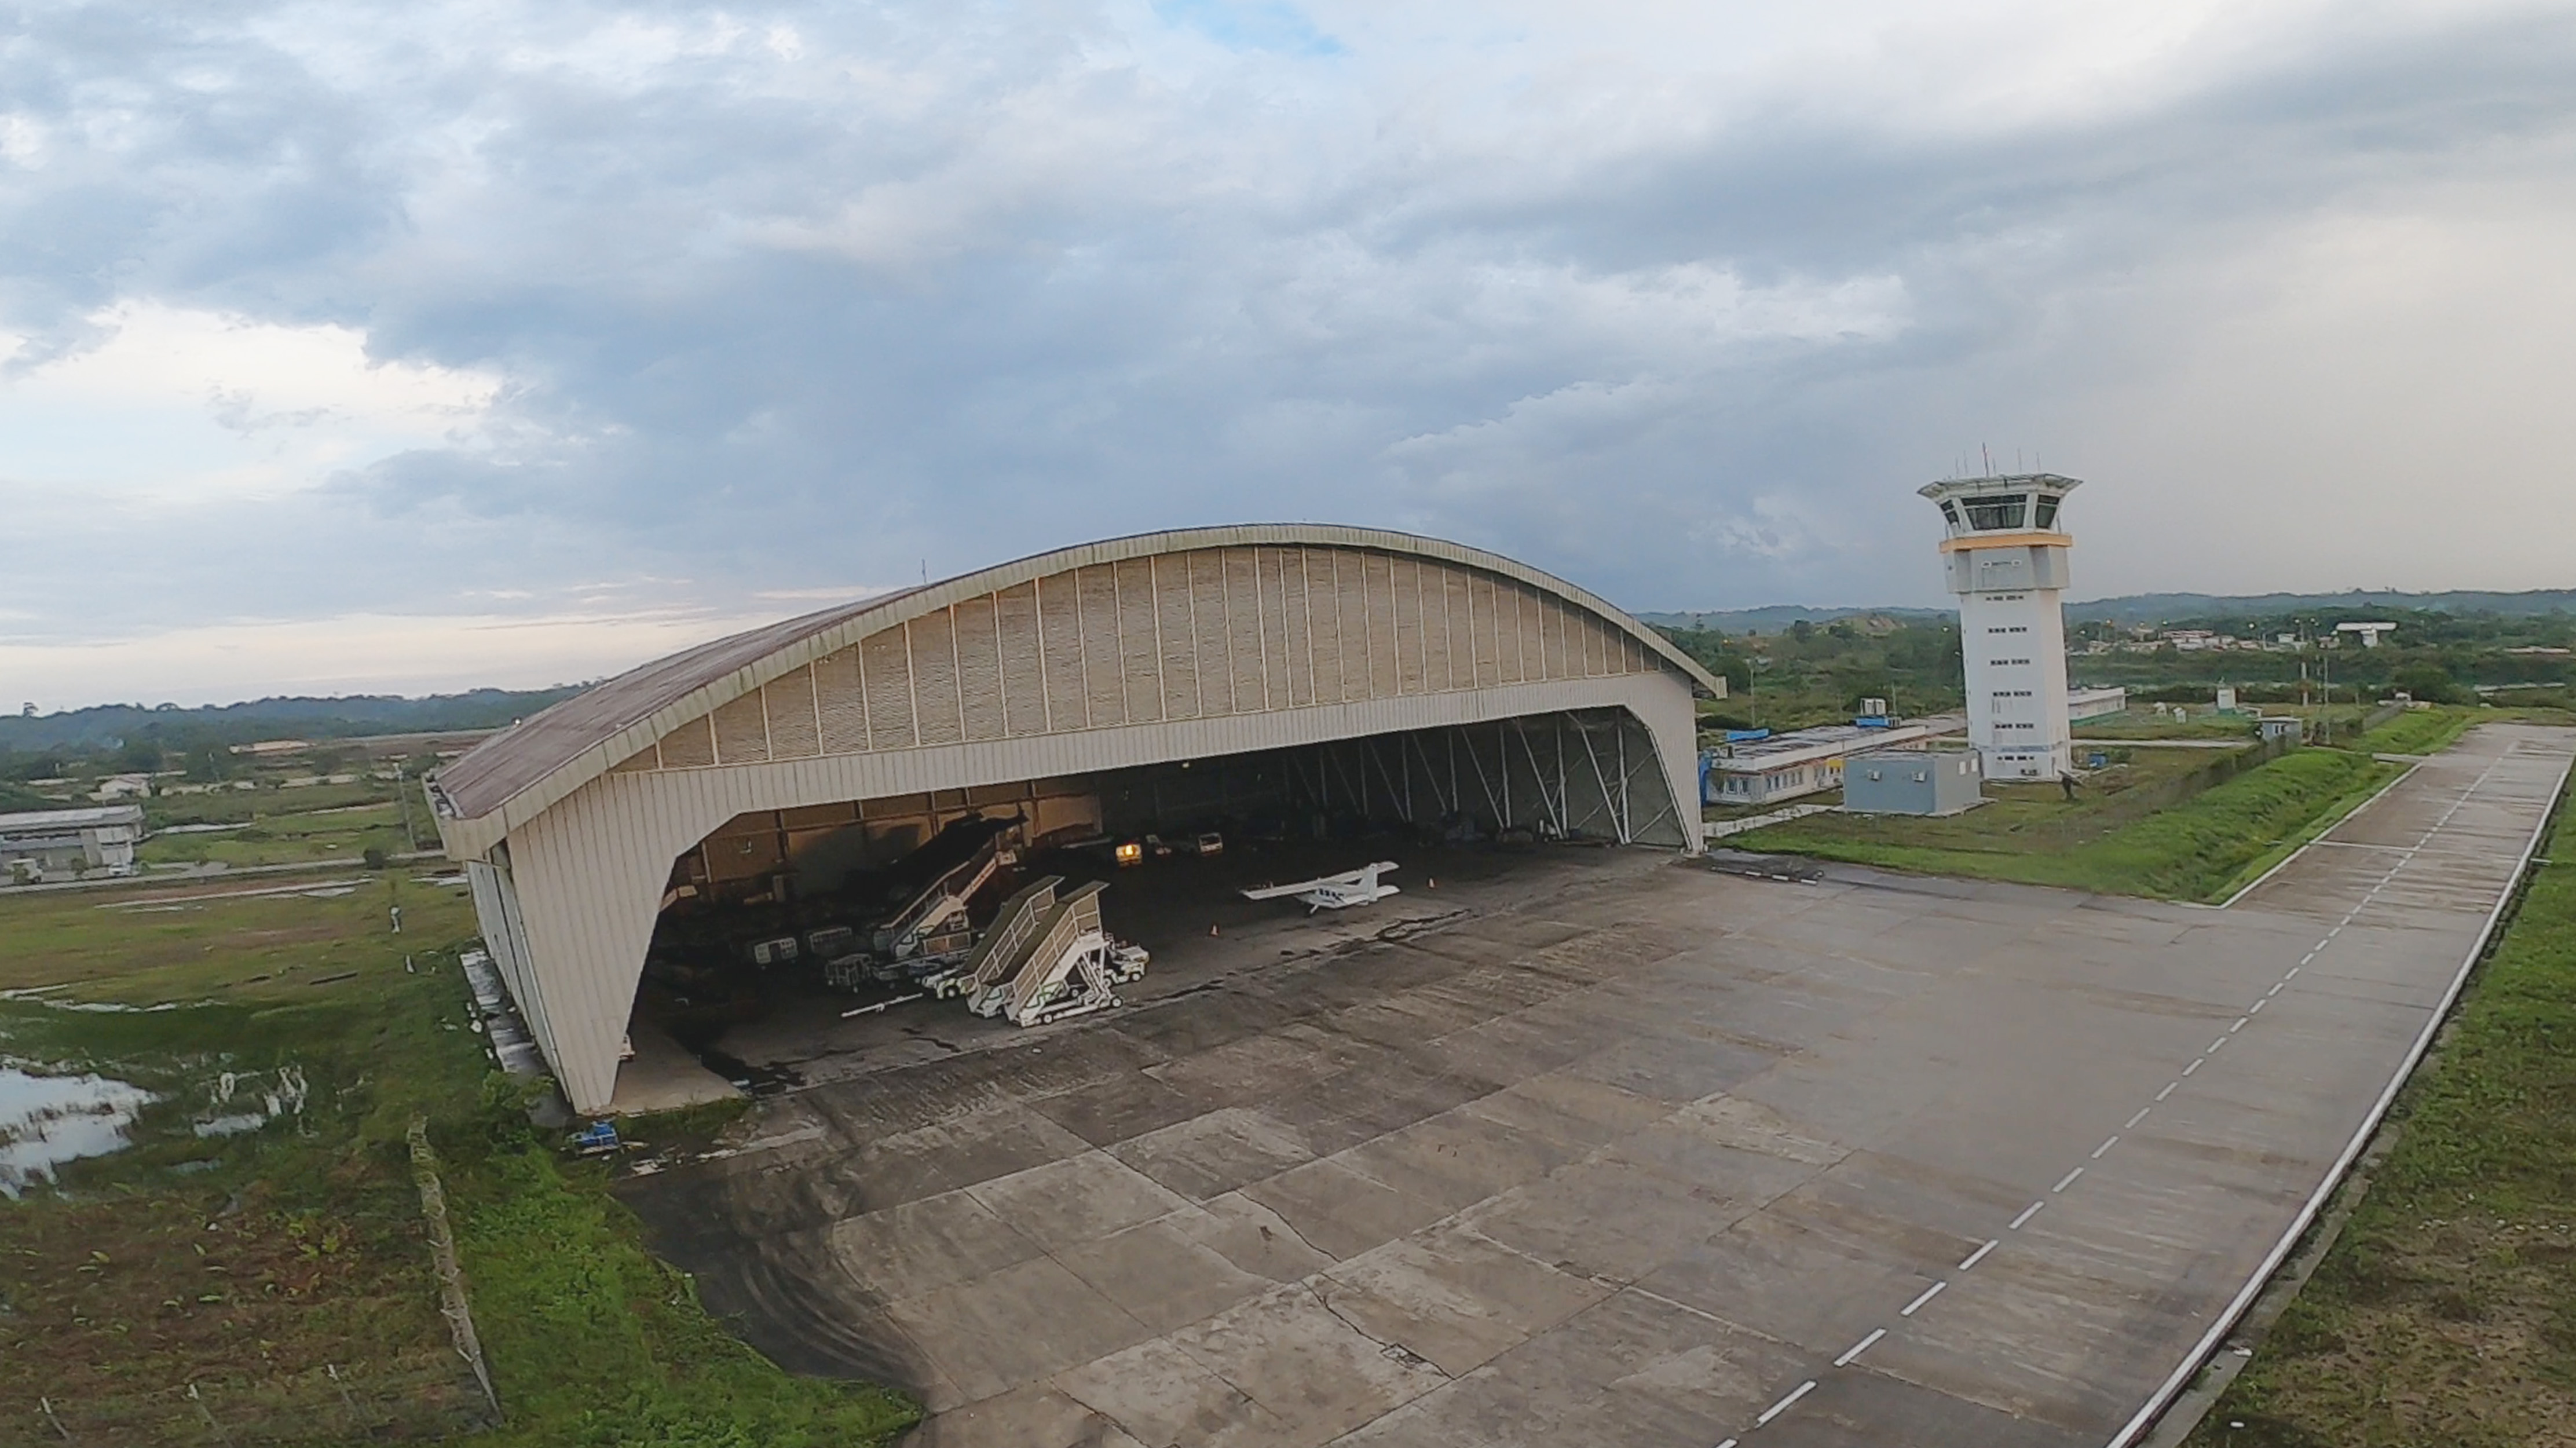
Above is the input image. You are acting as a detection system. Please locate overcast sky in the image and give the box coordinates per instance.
[4,1,2573,708]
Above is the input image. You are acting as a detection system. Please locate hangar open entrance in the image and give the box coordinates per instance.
[627,705,1687,1092]
[431,526,1723,1111]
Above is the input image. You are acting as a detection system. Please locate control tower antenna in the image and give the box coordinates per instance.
[1918,471,2084,781]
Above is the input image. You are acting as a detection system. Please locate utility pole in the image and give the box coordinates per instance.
[393,761,421,852]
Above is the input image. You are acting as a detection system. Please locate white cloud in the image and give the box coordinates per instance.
[0,606,786,710]
[0,302,503,503]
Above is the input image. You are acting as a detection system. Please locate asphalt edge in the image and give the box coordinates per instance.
[2108,734,2575,1448]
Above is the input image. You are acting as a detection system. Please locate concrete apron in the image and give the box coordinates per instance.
[615,724,2574,1448]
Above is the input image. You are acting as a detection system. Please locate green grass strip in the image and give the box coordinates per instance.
[1739,747,2396,902]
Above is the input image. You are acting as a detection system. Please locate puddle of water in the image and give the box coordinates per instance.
[0,1065,155,1198]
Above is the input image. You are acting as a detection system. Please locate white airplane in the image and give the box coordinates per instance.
[1240,862,1401,913]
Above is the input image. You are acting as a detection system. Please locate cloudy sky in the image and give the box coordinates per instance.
[3,0,2573,708]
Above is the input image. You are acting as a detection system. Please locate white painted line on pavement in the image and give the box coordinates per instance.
[2010,1201,2044,1230]
[1902,1281,1948,1315]
[2126,1106,2152,1128]
[1835,1329,1886,1367]
[2092,1136,2118,1158]
[1757,1381,1815,1425]
[1959,1239,1998,1271]
[2156,1081,2178,1101]
[2054,1166,2085,1193]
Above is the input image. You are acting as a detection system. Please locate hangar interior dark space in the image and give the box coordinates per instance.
[631,705,1684,1081]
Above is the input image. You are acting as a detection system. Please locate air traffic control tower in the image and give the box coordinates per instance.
[1920,473,2082,781]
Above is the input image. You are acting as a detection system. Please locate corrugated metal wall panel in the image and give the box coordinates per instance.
[862,628,917,749]
[1268,548,1305,709]
[1296,550,1335,705]
[660,714,716,768]
[711,691,770,765]
[910,608,966,747]
[1221,548,1263,712]
[1516,583,1545,683]
[1078,565,1126,727]
[1115,557,1163,724]
[997,583,1048,737]
[1363,551,1397,699]
[1155,555,1202,721]
[1470,574,1501,684]
[953,594,1007,743]
[764,664,821,759]
[1338,551,1374,702]
[1036,572,1086,731]
[815,645,870,755]
[1393,557,1426,696]
[1187,550,1230,719]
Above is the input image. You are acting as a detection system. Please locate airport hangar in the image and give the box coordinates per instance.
[427,525,1726,1113]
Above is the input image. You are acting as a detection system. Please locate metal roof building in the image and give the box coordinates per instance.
[429,525,1724,1110]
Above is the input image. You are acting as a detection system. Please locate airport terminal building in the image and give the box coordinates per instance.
[428,526,1724,1110]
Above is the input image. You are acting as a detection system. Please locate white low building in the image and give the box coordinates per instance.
[1,805,146,882]
[2067,685,2128,722]
[1703,719,1955,807]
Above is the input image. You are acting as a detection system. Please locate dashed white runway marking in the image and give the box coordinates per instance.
[1835,1328,1886,1366]
[1695,748,2541,1448]
[1757,1381,1815,1425]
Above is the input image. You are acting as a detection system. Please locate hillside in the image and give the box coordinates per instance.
[0,688,584,752]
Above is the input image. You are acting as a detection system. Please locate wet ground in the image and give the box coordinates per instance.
[619,725,2573,1447]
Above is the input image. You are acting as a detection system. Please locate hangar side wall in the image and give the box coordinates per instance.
[499,672,1700,1110]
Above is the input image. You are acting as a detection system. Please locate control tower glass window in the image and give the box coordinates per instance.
[2033,493,2061,530]
[1960,494,2027,531]
[1939,500,1960,528]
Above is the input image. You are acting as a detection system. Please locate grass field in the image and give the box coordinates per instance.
[1732,744,2399,902]
[2183,791,2575,1447]
[2352,707,2480,758]
[0,875,918,1446]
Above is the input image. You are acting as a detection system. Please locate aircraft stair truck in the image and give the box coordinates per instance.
[924,875,1059,1000]
[869,831,1012,980]
[967,880,1152,1026]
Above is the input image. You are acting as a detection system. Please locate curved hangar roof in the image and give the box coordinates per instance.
[431,524,1721,838]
